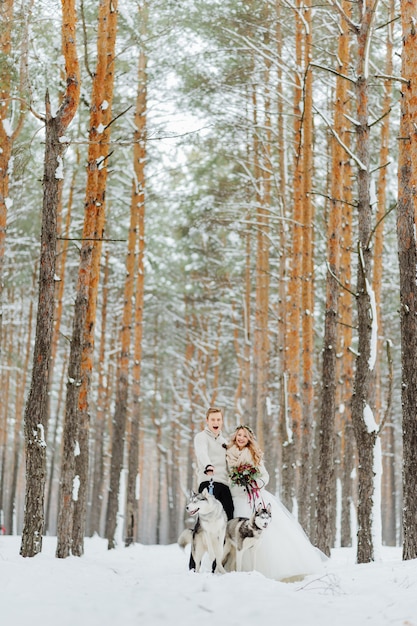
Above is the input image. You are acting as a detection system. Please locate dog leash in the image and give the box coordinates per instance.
[247,479,267,511]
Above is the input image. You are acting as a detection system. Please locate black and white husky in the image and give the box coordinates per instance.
[178,489,227,574]
[222,503,272,572]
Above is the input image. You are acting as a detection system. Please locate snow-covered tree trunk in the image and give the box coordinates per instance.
[20,0,80,557]
[125,14,147,546]
[316,0,350,556]
[56,0,115,558]
[299,0,314,536]
[0,0,27,357]
[397,0,417,562]
[282,0,304,512]
[88,251,110,537]
[0,0,14,357]
[254,33,271,456]
[351,0,379,565]
[72,0,118,558]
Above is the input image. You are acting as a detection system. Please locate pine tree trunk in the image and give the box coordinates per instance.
[72,0,118,558]
[374,0,394,546]
[21,17,80,551]
[283,0,304,511]
[299,2,314,534]
[88,250,110,536]
[56,0,113,558]
[398,0,417,561]
[125,28,147,547]
[0,0,13,354]
[45,354,68,534]
[316,1,350,554]
[338,34,355,547]
[0,0,27,355]
[351,2,378,564]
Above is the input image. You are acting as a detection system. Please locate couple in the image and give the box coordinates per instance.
[192,406,325,581]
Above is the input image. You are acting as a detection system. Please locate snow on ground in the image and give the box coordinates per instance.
[1,536,416,626]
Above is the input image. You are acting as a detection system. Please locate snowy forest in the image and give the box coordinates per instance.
[1,0,417,565]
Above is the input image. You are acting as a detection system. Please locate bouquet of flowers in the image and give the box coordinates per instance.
[229,463,260,488]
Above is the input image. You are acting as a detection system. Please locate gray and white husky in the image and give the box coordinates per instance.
[178,489,227,574]
[222,503,272,572]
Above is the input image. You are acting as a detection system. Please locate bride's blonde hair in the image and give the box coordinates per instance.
[229,425,263,466]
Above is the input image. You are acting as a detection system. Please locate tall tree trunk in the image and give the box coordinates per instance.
[125,10,147,546]
[72,0,118,557]
[299,1,314,533]
[56,0,114,558]
[351,0,379,564]
[0,0,13,354]
[398,0,417,561]
[316,1,350,555]
[374,0,394,547]
[254,69,271,455]
[88,250,110,536]
[46,354,68,534]
[20,0,80,557]
[337,23,355,547]
[0,0,28,355]
[282,0,304,511]
[275,0,288,504]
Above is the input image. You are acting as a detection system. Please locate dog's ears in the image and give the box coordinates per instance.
[256,503,272,513]
[201,488,209,497]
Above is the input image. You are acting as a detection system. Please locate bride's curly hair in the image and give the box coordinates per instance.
[228,425,263,467]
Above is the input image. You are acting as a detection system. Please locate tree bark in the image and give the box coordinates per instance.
[0,0,28,356]
[351,0,379,564]
[72,0,118,558]
[125,12,147,546]
[282,0,304,511]
[56,0,114,558]
[88,250,110,537]
[398,0,417,561]
[20,0,79,557]
[316,0,350,555]
[300,0,314,534]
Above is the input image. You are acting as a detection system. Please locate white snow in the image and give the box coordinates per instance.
[2,118,13,137]
[36,424,47,447]
[363,403,378,434]
[72,475,80,501]
[55,156,64,180]
[365,277,378,371]
[1,536,417,626]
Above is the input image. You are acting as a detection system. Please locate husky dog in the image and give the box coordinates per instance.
[178,488,227,574]
[222,503,272,572]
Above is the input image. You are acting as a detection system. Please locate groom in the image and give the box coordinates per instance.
[189,406,234,569]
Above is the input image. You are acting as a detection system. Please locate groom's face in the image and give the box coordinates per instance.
[207,411,223,435]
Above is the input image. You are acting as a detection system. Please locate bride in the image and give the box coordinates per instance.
[226,425,326,581]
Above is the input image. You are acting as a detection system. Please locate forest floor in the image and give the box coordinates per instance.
[0,535,416,625]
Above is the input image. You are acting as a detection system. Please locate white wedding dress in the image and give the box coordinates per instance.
[226,441,326,581]
[231,482,326,581]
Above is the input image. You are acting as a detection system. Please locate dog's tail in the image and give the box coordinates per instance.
[178,528,193,550]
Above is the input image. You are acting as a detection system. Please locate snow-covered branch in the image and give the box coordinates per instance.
[313,104,367,171]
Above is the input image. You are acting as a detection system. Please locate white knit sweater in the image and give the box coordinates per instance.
[194,427,229,486]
